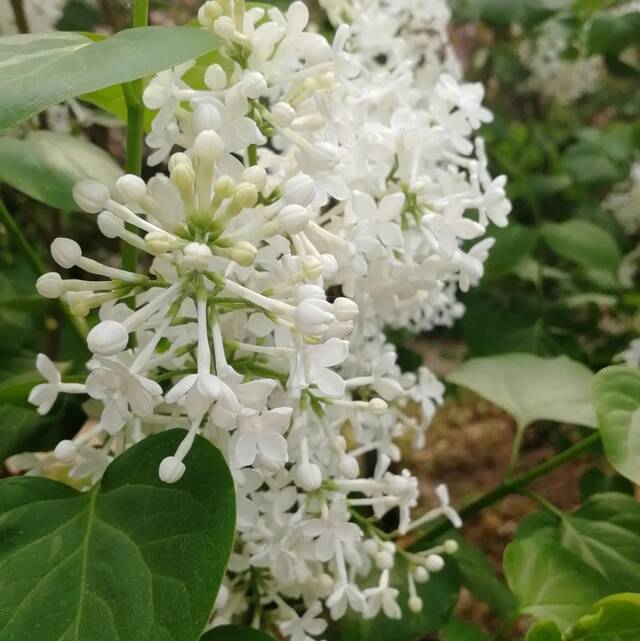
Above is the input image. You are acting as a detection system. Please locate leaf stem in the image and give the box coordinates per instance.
[9,0,29,34]
[410,431,601,549]
[122,0,149,275]
[0,196,88,341]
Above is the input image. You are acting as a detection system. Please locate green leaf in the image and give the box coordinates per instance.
[504,538,609,630]
[560,494,640,593]
[592,366,640,484]
[541,221,621,274]
[587,13,640,56]
[201,625,276,640]
[447,354,597,430]
[0,131,123,211]
[0,27,221,132]
[441,618,490,641]
[0,402,86,462]
[334,562,460,641]
[567,593,640,639]
[525,620,563,641]
[0,429,236,641]
[443,534,517,617]
[483,224,538,280]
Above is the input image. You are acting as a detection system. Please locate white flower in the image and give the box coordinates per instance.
[231,407,292,467]
[279,602,328,641]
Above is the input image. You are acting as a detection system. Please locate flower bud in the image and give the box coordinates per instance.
[143,84,169,109]
[408,597,423,614]
[241,166,267,191]
[297,284,325,302]
[204,64,227,90]
[295,462,322,491]
[214,16,235,39]
[295,300,334,334]
[54,440,77,463]
[369,398,389,416]
[425,554,445,572]
[278,204,310,234]
[87,320,129,356]
[171,164,196,191]
[145,231,172,254]
[230,241,257,267]
[374,378,404,401]
[284,174,316,206]
[51,238,82,269]
[183,242,213,271]
[69,293,91,318]
[270,102,296,128]
[242,72,267,99]
[36,273,63,299]
[116,174,147,203]
[194,130,224,161]
[215,175,236,199]
[73,179,110,214]
[302,256,324,280]
[443,539,459,555]
[413,566,429,583]
[97,211,125,239]
[333,297,359,322]
[319,253,339,279]
[375,551,394,570]
[168,152,192,172]
[159,456,186,484]
[232,183,259,209]
[339,454,360,479]
[214,584,229,610]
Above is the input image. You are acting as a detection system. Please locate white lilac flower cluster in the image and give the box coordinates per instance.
[519,19,604,105]
[605,162,640,235]
[27,0,507,636]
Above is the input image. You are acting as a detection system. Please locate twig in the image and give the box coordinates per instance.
[410,431,601,550]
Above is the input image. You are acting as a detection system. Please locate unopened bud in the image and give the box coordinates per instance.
[194,130,224,161]
[87,320,129,356]
[339,454,359,479]
[369,398,388,416]
[145,231,172,254]
[278,204,310,234]
[51,238,82,269]
[54,440,77,463]
[241,165,267,191]
[295,462,323,491]
[36,273,63,299]
[159,456,186,484]
[183,242,213,271]
[215,176,236,199]
[168,152,192,172]
[443,539,459,555]
[284,174,316,206]
[73,179,110,214]
[333,297,359,322]
[230,241,257,266]
[97,211,125,239]
[232,183,259,209]
[204,64,227,90]
[425,554,445,572]
[408,597,423,613]
[116,174,147,203]
[270,102,296,128]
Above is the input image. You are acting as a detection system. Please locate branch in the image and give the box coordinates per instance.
[410,431,601,550]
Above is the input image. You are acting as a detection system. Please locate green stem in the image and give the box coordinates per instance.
[410,431,601,549]
[9,0,29,34]
[122,0,149,274]
[0,196,87,341]
[506,423,526,480]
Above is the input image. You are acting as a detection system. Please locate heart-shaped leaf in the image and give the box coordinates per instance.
[504,537,609,630]
[0,429,235,641]
[201,625,276,640]
[525,620,563,641]
[592,366,640,484]
[567,593,640,639]
[0,131,123,211]
[0,27,221,132]
[447,354,597,430]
